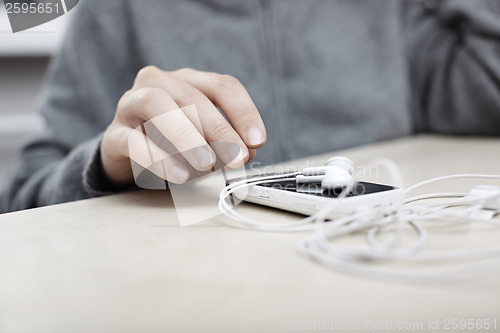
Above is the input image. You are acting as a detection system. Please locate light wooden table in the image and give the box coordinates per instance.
[1,135,500,333]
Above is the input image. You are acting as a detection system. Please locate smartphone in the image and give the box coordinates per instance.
[228,173,404,219]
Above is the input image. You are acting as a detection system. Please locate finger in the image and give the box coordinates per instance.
[247,149,257,164]
[171,68,267,149]
[142,79,250,168]
[119,87,216,171]
[184,105,249,169]
[134,69,251,168]
[131,66,255,167]
[126,127,190,184]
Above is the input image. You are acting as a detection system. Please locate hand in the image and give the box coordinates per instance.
[101,66,267,186]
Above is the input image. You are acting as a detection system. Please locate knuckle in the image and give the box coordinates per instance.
[133,88,169,119]
[174,123,197,139]
[177,89,206,105]
[136,87,165,108]
[171,67,197,79]
[120,128,134,156]
[237,106,258,119]
[136,65,161,82]
[208,122,233,141]
[214,74,240,89]
[227,105,260,126]
[117,89,134,109]
[175,67,196,75]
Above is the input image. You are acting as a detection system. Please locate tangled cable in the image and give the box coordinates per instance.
[218,167,500,283]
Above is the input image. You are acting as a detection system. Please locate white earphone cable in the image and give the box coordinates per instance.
[217,161,500,282]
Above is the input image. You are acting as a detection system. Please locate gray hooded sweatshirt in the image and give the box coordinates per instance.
[1,0,500,213]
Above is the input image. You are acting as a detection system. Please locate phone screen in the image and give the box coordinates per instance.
[256,179,396,198]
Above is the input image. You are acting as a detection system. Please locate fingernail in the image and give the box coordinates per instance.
[226,146,249,168]
[194,146,215,169]
[169,165,189,183]
[246,127,265,146]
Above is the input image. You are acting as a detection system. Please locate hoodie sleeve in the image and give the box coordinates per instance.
[404,0,500,134]
[0,0,141,214]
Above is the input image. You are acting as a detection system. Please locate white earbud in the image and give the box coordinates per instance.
[297,156,355,193]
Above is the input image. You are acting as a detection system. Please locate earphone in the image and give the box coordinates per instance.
[218,156,357,232]
[218,156,500,282]
[296,156,355,193]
